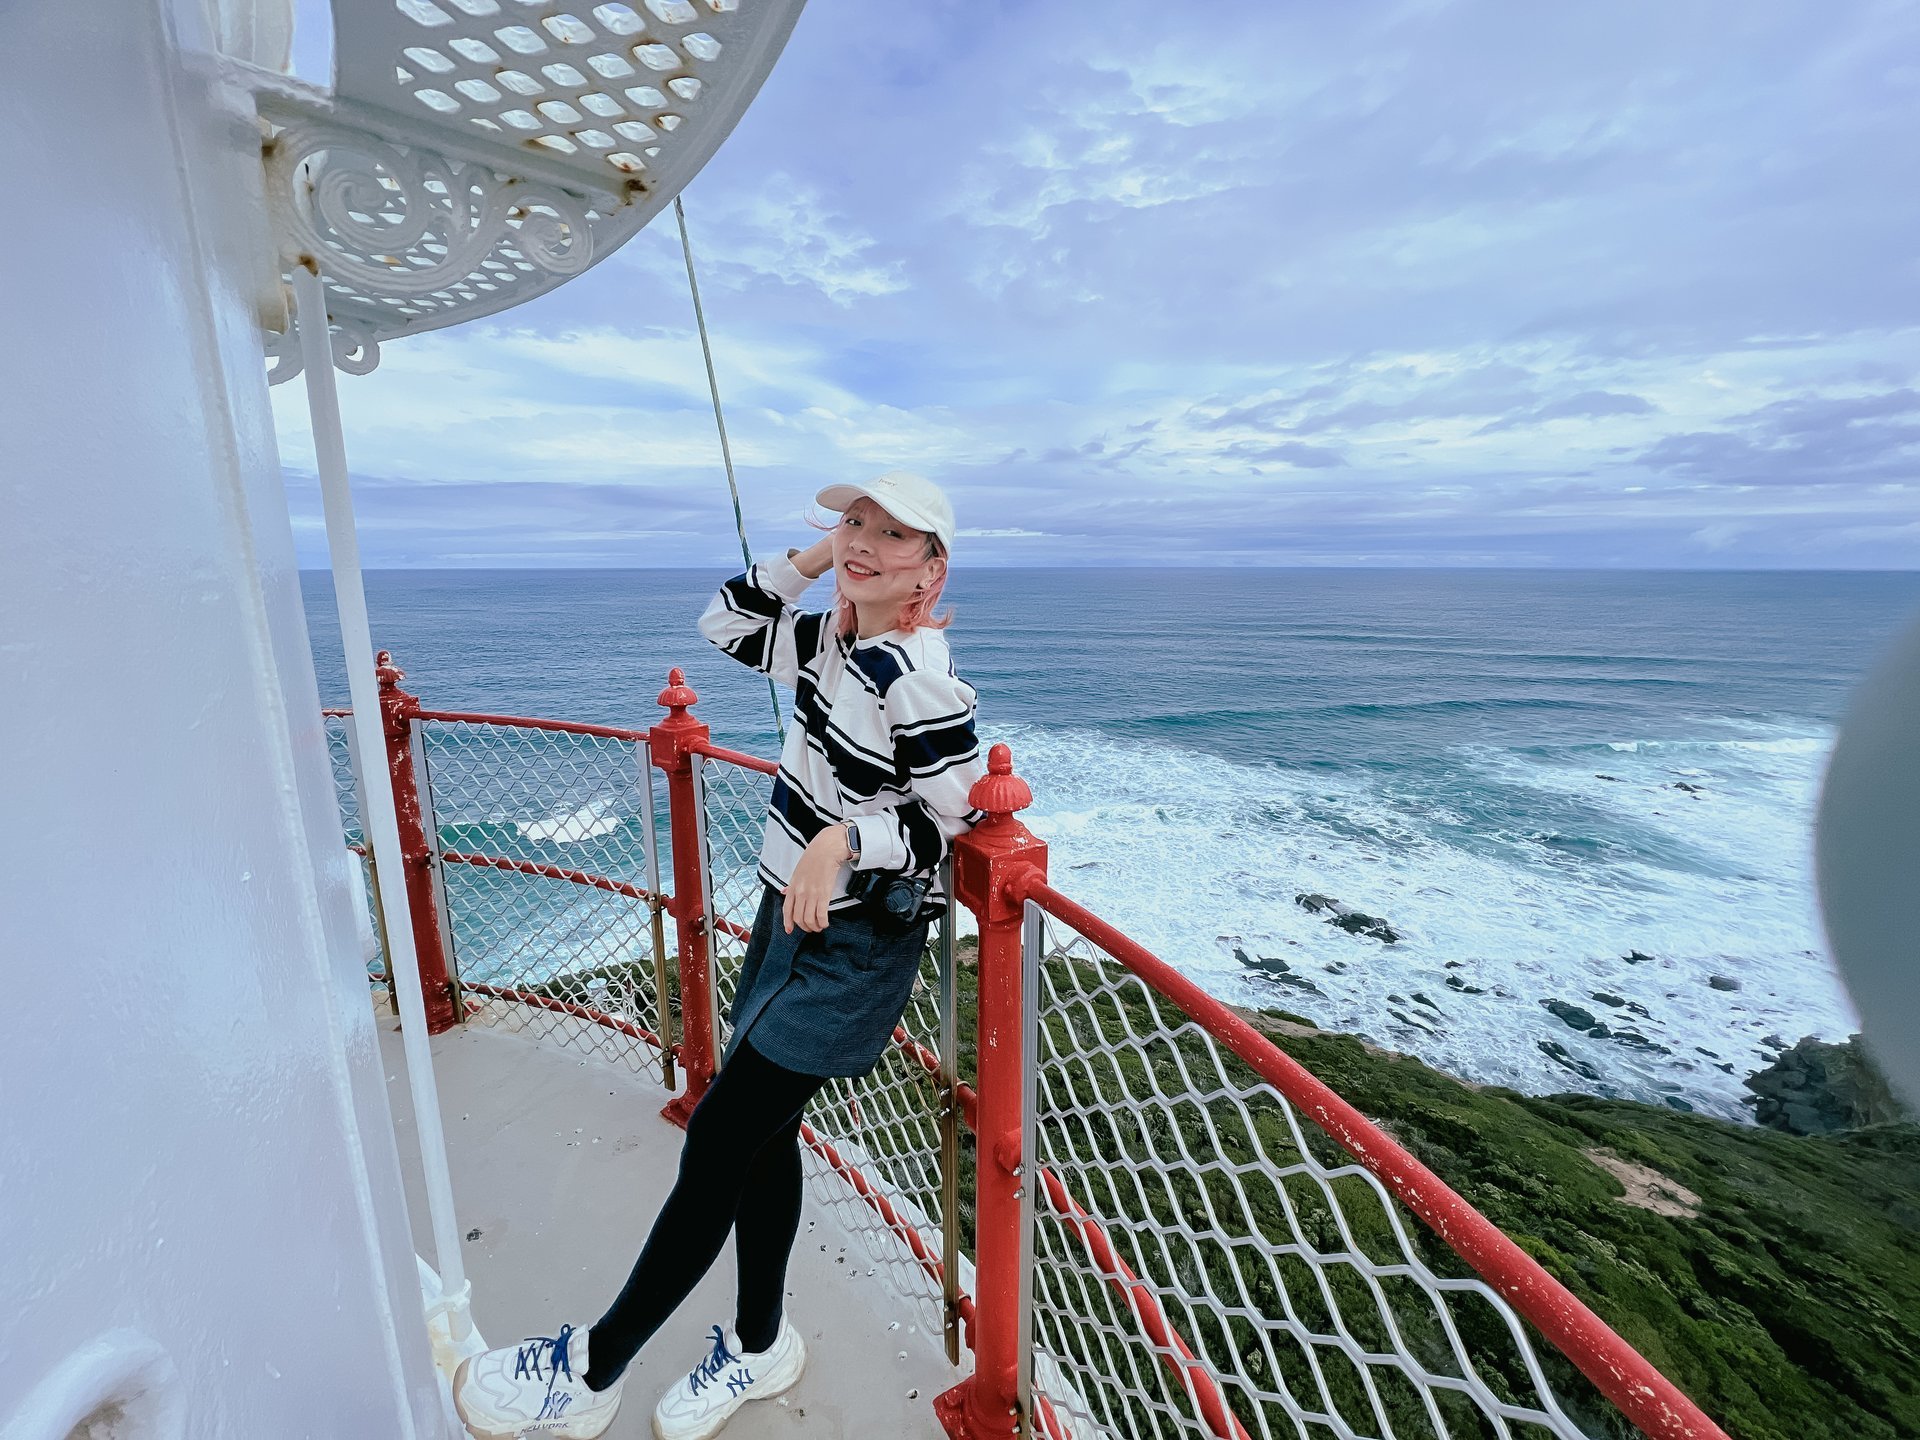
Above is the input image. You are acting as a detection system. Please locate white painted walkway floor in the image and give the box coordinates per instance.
[380,1018,959,1440]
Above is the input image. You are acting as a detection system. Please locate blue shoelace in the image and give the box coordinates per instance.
[688,1325,737,1394]
[512,1323,576,1388]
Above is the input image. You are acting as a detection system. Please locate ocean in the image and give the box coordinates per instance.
[302,567,1920,1121]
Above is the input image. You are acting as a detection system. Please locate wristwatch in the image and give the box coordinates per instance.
[844,820,861,863]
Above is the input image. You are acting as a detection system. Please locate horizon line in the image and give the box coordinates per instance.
[296,562,1920,575]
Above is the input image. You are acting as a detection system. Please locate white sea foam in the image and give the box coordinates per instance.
[517,796,622,844]
[998,721,1857,1121]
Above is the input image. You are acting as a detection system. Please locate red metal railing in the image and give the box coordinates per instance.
[332,654,1730,1440]
[1014,872,1730,1440]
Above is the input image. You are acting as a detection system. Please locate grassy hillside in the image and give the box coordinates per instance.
[940,937,1919,1440]
[1248,1016,1920,1440]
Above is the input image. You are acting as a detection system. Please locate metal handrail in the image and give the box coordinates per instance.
[417,708,652,744]
[688,737,778,774]
[337,703,654,745]
[1017,873,1731,1440]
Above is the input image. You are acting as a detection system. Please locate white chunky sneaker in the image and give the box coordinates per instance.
[652,1320,806,1440]
[453,1323,623,1439]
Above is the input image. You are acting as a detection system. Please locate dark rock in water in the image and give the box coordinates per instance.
[1234,945,1298,979]
[1323,961,1348,975]
[1716,1063,1736,1075]
[1624,950,1654,965]
[1671,781,1704,793]
[1388,993,1406,1005]
[1694,1047,1720,1059]
[1663,1096,1695,1112]
[1606,1029,1672,1055]
[1538,1039,1603,1082]
[1708,975,1741,992]
[1588,1022,1613,1040]
[1542,999,1599,1032]
[1592,991,1626,1008]
[1411,992,1442,1012]
[1330,911,1399,943]
[1446,976,1487,995]
[1595,773,1623,781]
[1295,893,1400,944]
[1624,1000,1651,1019]
[1232,942,1330,997]
[1273,972,1328,1000]
[1444,960,1464,970]
[1745,1035,1909,1136]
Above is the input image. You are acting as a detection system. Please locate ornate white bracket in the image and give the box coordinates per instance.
[250,0,806,383]
[261,113,604,382]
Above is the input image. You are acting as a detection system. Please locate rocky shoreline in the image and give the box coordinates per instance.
[1268,889,1886,1127]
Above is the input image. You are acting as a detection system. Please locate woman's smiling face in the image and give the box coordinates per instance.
[832,497,943,622]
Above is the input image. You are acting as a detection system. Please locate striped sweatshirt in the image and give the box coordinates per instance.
[699,551,986,910]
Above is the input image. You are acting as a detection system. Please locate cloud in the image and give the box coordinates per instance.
[1474,390,1658,435]
[273,0,1920,569]
[1224,441,1349,468]
[625,176,908,307]
[1637,387,1920,485]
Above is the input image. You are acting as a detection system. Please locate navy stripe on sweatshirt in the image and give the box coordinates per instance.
[700,552,986,908]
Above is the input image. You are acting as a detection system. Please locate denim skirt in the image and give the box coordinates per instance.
[722,885,931,1079]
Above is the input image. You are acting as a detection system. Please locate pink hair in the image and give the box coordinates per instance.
[805,501,955,637]
[834,543,952,637]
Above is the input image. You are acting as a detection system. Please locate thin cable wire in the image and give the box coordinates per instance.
[677,194,786,744]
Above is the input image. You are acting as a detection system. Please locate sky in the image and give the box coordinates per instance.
[275,1,1920,569]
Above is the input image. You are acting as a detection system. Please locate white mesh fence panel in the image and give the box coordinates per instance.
[325,712,389,999]
[696,752,961,1345]
[417,718,670,1077]
[1021,903,1594,1440]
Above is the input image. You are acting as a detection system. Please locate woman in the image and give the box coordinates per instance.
[454,471,985,1440]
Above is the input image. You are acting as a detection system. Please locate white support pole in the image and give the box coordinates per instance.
[291,264,474,1349]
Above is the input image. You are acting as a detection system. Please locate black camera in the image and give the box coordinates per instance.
[845,869,940,934]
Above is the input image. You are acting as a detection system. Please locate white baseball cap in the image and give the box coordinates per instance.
[816,471,956,554]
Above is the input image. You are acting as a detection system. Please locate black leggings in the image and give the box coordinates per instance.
[583,1038,827,1391]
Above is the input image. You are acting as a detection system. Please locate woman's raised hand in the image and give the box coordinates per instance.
[790,534,836,582]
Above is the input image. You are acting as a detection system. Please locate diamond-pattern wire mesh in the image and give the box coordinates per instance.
[417,719,670,1077]
[1022,905,1592,1440]
[695,752,958,1343]
[325,713,390,1001]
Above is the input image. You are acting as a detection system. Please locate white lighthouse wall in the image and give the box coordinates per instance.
[0,0,447,1435]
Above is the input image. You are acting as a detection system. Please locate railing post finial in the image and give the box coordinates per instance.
[376,649,417,735]
[658,666,699,716]
[971,742,1033,822]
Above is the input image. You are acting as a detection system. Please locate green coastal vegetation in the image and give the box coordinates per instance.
[1236,1012,1920,1440]
[937,938,1919,1440]
[510,936,1918,1439]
